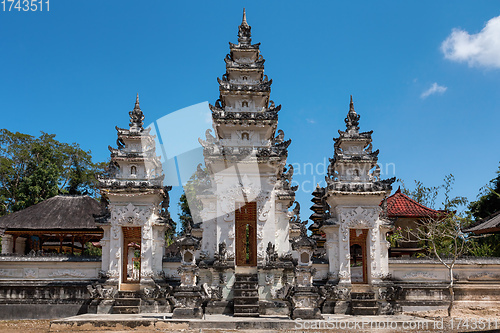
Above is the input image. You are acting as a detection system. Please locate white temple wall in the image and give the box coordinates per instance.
[389,259,500,285]
[200,165,286,263]
[0,258,100,280]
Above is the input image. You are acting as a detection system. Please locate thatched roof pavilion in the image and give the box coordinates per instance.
[0,195,103,254]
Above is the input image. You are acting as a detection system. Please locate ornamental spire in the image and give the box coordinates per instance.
[345,95,360,132]
[129,93,144,131]
[238,8,252,45]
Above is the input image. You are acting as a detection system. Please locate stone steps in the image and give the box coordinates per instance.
[233,273,259,317]
[351,291,378,316]
[111,291,141,315]
[111,305,140,314]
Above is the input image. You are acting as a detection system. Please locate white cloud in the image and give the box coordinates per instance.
[306,118,316,124]
[421,83,447,99]
[441,15,500,68]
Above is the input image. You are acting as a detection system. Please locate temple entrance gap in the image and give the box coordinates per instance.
[122,227,141,285]
[350,229,368,284]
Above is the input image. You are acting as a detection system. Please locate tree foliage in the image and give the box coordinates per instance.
[468,162,500,220]
[0,129,105,216]
[398,174,468,211]
[177,165,206,236]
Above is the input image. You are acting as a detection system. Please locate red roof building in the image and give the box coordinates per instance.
[384,187,444,257]
[386,187,444,219]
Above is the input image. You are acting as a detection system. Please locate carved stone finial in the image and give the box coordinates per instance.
[129,93,145,131]
[345,95,360,132]
[242,8,247,25]
[238,8,252,45]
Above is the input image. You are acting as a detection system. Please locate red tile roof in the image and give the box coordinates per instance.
[385,187,443,218]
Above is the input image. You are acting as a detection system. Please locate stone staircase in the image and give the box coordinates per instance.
[112,291,141,314]
[233,273,260,317]
[351,291,378,315]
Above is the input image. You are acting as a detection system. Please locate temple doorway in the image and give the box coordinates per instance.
[122,227,141,284]
[349,229,368,284]
[235,202,257,267]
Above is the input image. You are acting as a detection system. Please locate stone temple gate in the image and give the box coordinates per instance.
[1,10,499,321]
[90,10,396,318]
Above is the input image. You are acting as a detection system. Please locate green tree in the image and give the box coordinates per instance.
[465,163,500,256]
[177,164,207,236]
[398,174,467,211]
[468,162,500,220]
[0,129,105,216]
[178,192,193,236]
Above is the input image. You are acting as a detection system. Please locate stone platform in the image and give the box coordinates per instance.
[50,313,437,332]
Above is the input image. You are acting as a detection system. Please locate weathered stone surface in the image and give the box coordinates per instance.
[172,307,203,319]
[205,300,233,314]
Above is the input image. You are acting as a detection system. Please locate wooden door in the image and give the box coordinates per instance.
[235,202,257,266]
[349,229,368,284]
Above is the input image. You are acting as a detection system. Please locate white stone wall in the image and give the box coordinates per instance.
[389,259,500,284]
[0,259,100,280]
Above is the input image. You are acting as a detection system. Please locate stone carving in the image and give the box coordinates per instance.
[48,270,86,278]
[276,283,293,300]
[87,284,118,299]
[24,269,36,278]
[265,242,278,264]
[0,269,13,277]
[142,284,168,299]
[402,271,437,280]
[112,203,152,226]
[265,273,274,285]
[202,283,222,300]
[467,272,500,281]
[378,286,401,301]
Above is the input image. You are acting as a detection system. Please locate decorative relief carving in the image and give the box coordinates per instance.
[467,272,500,281]
[49,269,86,278]
[24,269,37,278]
[112,203,153,226]
[402,271,437,279]
[0,269,13,277]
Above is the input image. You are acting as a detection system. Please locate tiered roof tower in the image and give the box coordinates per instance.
[320,97,395,286]
[197,9,297,266]
[308,185,327,248]
[97,95,172,288]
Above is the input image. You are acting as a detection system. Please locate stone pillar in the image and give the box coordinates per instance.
[1,235,13,254]
[338,225,351,285]
[15,237,26,255]
[140,223,154,286]
[100,226,110,276]
[321,225,340,281]
[107,225,121,284]
[151,224,166,278]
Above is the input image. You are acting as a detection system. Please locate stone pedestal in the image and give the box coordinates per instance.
[291,287,322,319]
[97,299,114,314]
[172,286,204,319]
[205,300,233,314]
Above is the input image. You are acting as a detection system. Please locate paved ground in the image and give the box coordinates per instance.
[49,313,439,332]
[2,311,499,332]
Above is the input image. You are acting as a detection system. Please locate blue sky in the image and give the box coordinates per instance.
[2,1,499,227]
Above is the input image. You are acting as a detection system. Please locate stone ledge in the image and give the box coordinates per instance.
[50,313,435,332]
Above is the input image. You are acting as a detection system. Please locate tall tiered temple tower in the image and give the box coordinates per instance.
[321,97,395,288]
[195,10,299,317]
[97,95,172,290]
